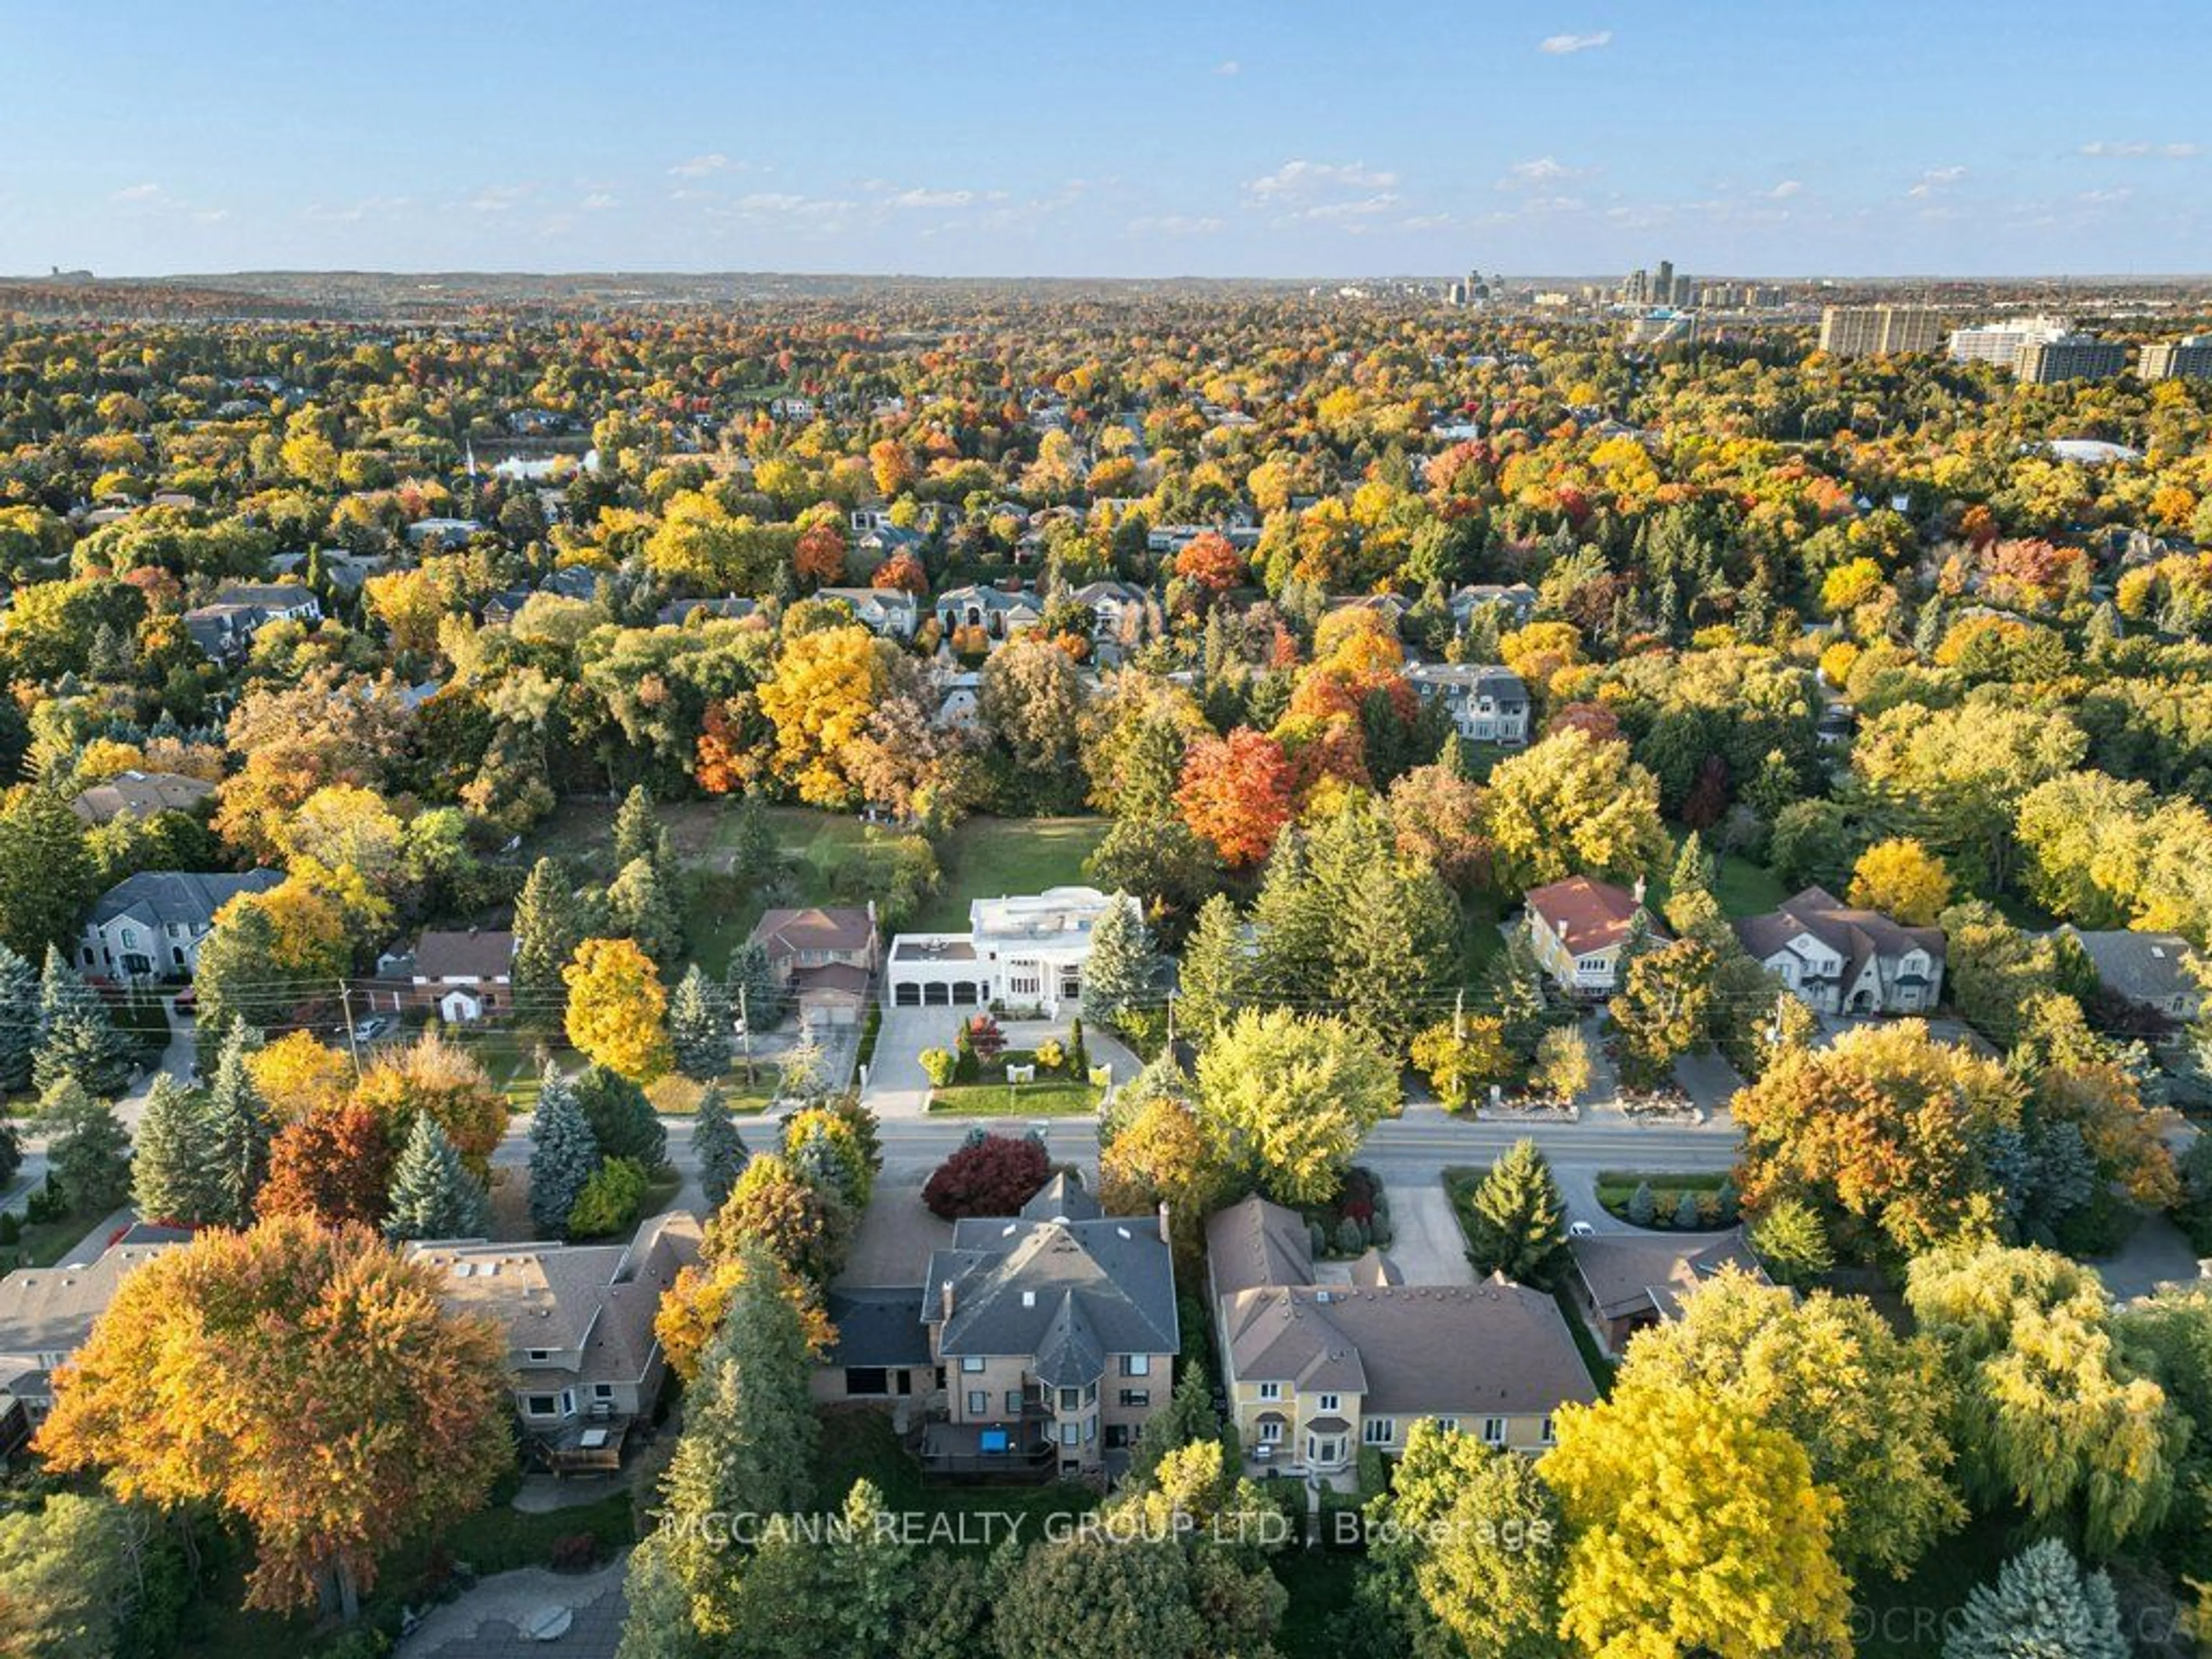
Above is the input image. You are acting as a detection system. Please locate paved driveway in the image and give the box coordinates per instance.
[862,1005,969,1116]
[1383,1181,1475,1286]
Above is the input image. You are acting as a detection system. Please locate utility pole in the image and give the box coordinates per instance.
[1453,987,1467,1041]
[1165,989,1177,1049]
[737,983,752,1085]
[338,980,363,1080]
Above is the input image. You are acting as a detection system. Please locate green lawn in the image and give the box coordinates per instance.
[0,1205,122,1272]
[1660,828,1789,918]
[1592,1169,1730,1223]
[910,816,1109,932]
[646,1072,779,1115]
[927,1077,1101,1116]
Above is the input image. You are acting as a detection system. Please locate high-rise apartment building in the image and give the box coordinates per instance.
[2139,336,2212,381]
[1947,316,2071,371]
[1818,305,1944,357]
[2014,335,2129,384]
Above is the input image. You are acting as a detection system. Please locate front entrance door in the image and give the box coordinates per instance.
[1306,1433,1344,1468]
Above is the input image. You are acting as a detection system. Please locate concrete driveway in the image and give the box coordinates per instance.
[861,1005,969,1116]
[1382,1181,1476,1286]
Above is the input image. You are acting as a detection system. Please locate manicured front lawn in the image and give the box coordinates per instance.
[1660,828,1789,919]
[909,816,1108,932]
[927,1078,1100,1116]
[1592,1169,1730,1225]
[646,1072,779,1115]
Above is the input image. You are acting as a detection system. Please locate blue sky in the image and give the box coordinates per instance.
[3,0,2208,279]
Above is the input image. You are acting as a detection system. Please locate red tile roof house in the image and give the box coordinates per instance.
[749,906,879,1031]
[408,928,516,1023]
[1523,876,1665,998]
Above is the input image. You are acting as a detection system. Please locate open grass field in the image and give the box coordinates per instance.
[909,816,1109,931]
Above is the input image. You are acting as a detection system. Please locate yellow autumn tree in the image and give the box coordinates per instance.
[1544,1385,1852,1658]
[562,937,672,1081]
[755,623,893,806]
[248,1029,357,1120]
[1847,837,1953,926]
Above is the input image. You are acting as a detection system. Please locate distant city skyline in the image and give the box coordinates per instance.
[4,0,2209,280]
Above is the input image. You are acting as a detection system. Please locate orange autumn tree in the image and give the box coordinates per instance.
[256,1105,396,1228]
[1175,727,1294,868]
[38,1215,509,1620]
[793,519,847,586]
[350,1031,509,1177]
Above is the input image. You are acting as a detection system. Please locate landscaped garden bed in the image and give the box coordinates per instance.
[1593,1169,1740,1230]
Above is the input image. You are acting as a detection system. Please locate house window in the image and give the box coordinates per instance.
[120,927,137,949]
[527,1349,551,1362]
[1257,1382,1281,1402]
[1006,1389,1025,1414]
[1059,1387,1082,1412]
[1121,1354,1150,1377]
[1434,1417,1458,1435]
[593,1384,615,1400]
[525,1394,559,1418]
[1119,1389,1150,1408]
[1483,1418,1506,1446]
[1316,1393,1339,1413]
[966,1391,988,1415]
[1059,1422,1080,1447]
[1259,1419,1283,1444]
[960,1355,986,1373]
[1104,1424,1130,1450]
[1009,972,1040,998]
[1539,1416,1556,1446]
[1363,1419,1395,1446]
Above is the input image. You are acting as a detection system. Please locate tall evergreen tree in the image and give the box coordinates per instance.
[725,940,784,1033]
[0,789,94,963]
[668,965,734,1081]
[384,1113,493,1240]
[41,1078,131,1215]
[202,1025,272,1228]
[691,1083,748,1213]
[1080,895,1154,1031]
[1467,1139,1569,1286]
[528,1066,600,1234]
[726,793,779,885]
[1175,894,1247,1047]
[0,943,39,1093]
[34,945,134,1097]
[190,901,286,1043]
[613,785,671,884]
[646,1244,819,1644]
[1249,830,1332,1008]
[1942,1539,2128,1659]
[1332,858,1459,1049]
[131,1074,219,1225]
[511,857,584,1016]
[574,1064,668,1169]
[608,855,683,970]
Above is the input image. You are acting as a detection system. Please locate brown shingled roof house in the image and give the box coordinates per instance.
[749,906,878,1031]
[1206,1195,1597,1478]
[1565,1227,1770,1355]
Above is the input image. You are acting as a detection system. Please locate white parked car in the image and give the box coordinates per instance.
[1567,1220,1596,1238]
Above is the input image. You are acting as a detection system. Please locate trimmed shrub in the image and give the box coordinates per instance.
[922,1135,1052,1219]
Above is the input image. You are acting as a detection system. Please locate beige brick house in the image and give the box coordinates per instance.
[1206,1196,1596,1477]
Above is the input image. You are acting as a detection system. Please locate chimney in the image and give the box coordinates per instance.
[940,1279,954,1321]
[1631,876,1646,907]
[1157,1202,1172,1245]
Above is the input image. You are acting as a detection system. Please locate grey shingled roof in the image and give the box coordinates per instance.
[2065,928,2202,1008]
[1733,887,1944,984]
[1567,1228,1766,1322]
[88,869,282,931]
[1207,1194,1315,1298]
[923,1210,1178,1379]
[827,1287,934,1368]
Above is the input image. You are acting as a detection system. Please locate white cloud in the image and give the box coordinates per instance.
[1296,195,1399,223]
[2080,139,2199,158]
[668,153,735,178]
[1539,30,1612,54]
[890,188,976,209]
[1767,179,1804,198]
[582,192,619,211]
[1246,159,1397,202]
[1907,165,1967,198]
[109,183,161,202]
[1501,156,1586,188]
[1214,59,1240,75]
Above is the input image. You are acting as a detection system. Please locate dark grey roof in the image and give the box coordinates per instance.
[1568,1229,1766,1322]
[925,1213,1178,1378]
[2065,928,2202,1008]
[827,1287,934,1368]
[1020,1171,1102,1222]
[1030,1292,1107,1387]
[88,869,282,931]
[1733,886,1945,983]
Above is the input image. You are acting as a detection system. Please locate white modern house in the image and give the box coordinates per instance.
[1405,664,1531,746]
[885,886,1117,1016]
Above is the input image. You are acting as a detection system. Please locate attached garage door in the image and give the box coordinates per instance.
[924,983,951,1006]
[950,981,978,1005]
[895,983,921,1006]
